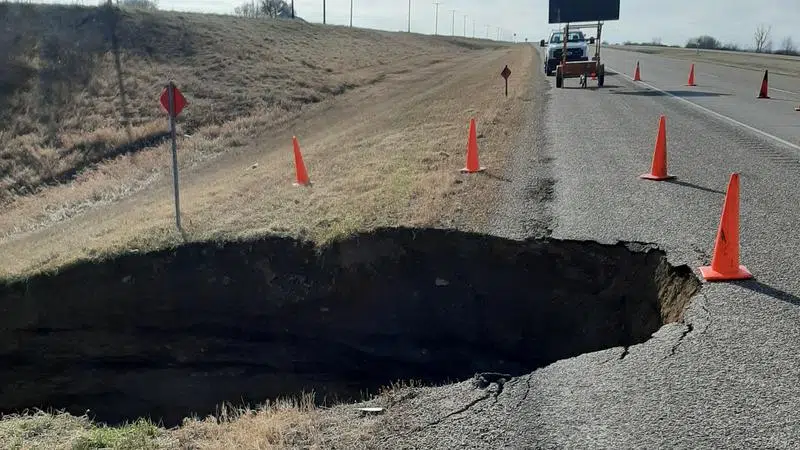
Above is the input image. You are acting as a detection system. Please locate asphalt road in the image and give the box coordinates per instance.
[373,47,800,449]
[600,47,800,149]
[525,46,800,448]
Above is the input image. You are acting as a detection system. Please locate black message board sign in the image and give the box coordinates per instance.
[548,0,620,23]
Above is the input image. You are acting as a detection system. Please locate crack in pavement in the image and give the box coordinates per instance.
[669,323,694,356]
[513,373,533,410]
[409,393,492,433]
[665,292,712,359]
[599,346,629,364]
[693,293,713,335]
[407,373,514,433]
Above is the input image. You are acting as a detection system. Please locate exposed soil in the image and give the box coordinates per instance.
[0,228,700,428]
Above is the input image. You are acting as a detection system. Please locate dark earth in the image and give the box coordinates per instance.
[0,227,699,427]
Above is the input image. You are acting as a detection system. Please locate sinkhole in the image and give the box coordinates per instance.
[0,228,700,427]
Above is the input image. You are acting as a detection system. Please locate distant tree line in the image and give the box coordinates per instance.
[233,0,295,19]
[114,0,297,20]
[118,0,158,10]
[621,24,798,56]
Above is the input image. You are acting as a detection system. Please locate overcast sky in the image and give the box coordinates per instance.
[42,0,800,50]
[163,0,798,49]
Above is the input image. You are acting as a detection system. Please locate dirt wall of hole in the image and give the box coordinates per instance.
[0,228,700,426]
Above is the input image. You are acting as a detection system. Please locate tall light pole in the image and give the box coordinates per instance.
[497,26,501,41]
[408,0,411,32]
[349,0,353,27]
[486,24,490,38]
[463,14,467,37]
[450,9,456,36]
[472,19,475,38]
[323,0,326,24]
[433,2,441,36]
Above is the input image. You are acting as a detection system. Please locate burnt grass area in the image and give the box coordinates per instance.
[0,228,700,427]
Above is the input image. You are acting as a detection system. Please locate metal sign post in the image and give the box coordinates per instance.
[159,81,188,231]
[501,65,511,97]
[167,83,181,231]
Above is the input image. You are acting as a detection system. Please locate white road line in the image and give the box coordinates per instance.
[607,65,800,154]
[772,87,800,96]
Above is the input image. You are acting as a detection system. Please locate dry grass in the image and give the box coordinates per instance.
[0,7,535,279]
[0,3,542,445]
[614,45,800,77]
[1,2,501,205]
[0,384,436,449]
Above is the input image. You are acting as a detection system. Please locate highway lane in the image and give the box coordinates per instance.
[368,48,800,449]
[599,47,800,150]
[505,48,800,448]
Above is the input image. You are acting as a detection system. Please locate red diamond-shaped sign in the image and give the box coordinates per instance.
[160,83,187,117]
[501,65,511,79]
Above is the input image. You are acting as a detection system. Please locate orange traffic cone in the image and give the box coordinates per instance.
[686,63,697,86]
[757,70,770,99]
[699,173,752,281]
[640,115,675,181]
[634,61,641,81]
[461,118,484,173]
[292,136,311,186]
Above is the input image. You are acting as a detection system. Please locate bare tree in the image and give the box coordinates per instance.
[686,35,720,50]
[754,24,771,53]
[260,0,292,18]
[651,37,662,46]
[780,36,796,55]
[234,2,258,18]
[234,0,292,18]
[120,0,158,10]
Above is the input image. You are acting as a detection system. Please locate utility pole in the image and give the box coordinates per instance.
[497,26,501,41]
[486,24,490,38]
[472,19,475,38]
[323,0,326,24]
[349,0,353,27]
[408,0,411,32]
[463,14,467,37]
[450,9,456,36]
[291,0,295,18]
[433,2,441,35]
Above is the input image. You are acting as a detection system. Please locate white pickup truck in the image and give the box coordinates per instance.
[539,30,593,76]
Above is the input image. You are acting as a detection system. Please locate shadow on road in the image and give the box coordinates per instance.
[759,97,800,103]
[558,84,620,90]
[481,170,512,183]
[611,89,731,98]
[737,280,800,307]
[666,179,725,195]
